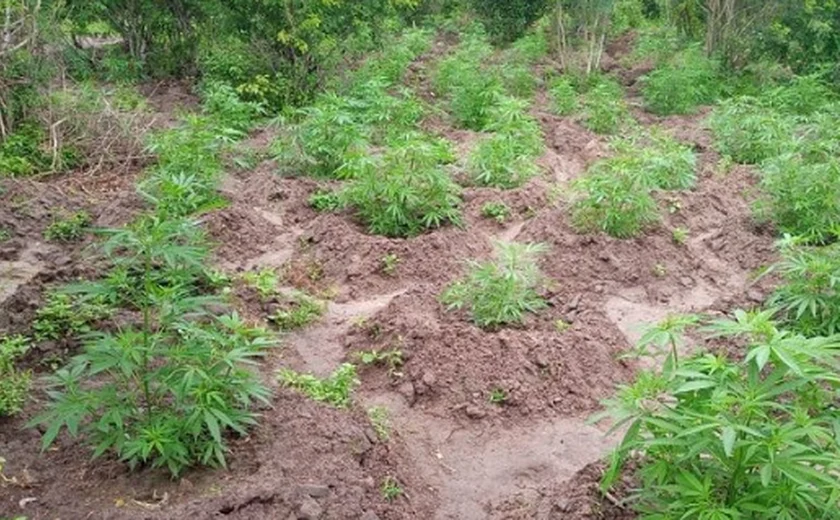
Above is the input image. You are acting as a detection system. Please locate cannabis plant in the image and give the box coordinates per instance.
[767,238,840,337]
[571,166,660,239]
[279,363,358,407]
[709,97,796,164]
[43,211,92,242]
[548,77,579,116]
[343,134,462,237]
[32,217,273,476]
[0,335,31,416]
[442,241,547,329]
[582,80,630,135]
[641,46,721,115]
[598,310,840,519]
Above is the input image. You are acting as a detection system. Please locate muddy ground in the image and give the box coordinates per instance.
[0,37,777,520]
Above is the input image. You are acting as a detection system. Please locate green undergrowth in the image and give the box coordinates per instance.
[279,363,358,407]
[641,46,722,115]
[0,336,31,417]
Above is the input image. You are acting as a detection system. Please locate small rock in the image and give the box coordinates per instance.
[566,294,581,311]
[534,353,549,368]
[298,484,330,499]
[598,251,611,262]
[364,428,379,444]
[421,371,436,388]
[361,512,381,520]
[594,284,604,294]
[397,381,415,404]
[679,276,694,287]
[747,290,764,303]
[359,476,376,489]
[298,497,323,519]
[465,405,487,419]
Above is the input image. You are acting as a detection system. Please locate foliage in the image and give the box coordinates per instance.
[709,97,796,165]
[269,293,325,330]
[381,254,401,276]
[582,80,630,134]
[32,292,113,342]
[0,123,50,177]
[442,241,548,329]
[201,81,264,133]
[767,238,840,337]
[381,476,404,501]
[489,387,508,404]
[571,163,660,239]
[309,189,344,212]
[468,96,543,188]
[497,62,538,99]
[672,226,688,245]
[548,77,579,116]
[469,0,549,43]
[0,336,31,417]
[761,75,835,117]
[481,201,511,223]
[241,269,280,300]
[43,211,91,242]
[599,310,840,520]
[354,348,404,374]
[343,134,462,237]
[613,130,697,191]
[641,46,721,115]
[279,363,358,407]
[367,406,391,441]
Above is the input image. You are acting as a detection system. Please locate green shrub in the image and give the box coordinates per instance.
[469,0,549,43]
[758,154,840,242]
[32,217,273,477]
[434,36,503,130]
[309,189,344,212]
[620,131,697,191]
[441,241,547,329]
[43,211,92,242]
[582,81,630,135]
[768,239,840,337]
[762,74,835,117]
[241,268,280,300]
[498,62,537,99]
[0,336,31,417]
[571,164,660,238]
[599,310,840,520]
[709,97,796,164]
[0,123,50,177]
[201,81,264,134]
[279,363,358,407]
[641,46,721,115]
[32,291,113,342]
[548,77,579,116]
[343,134,462,237]
[510,29,549,64]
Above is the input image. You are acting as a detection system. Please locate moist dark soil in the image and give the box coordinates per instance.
[0,39,778,520]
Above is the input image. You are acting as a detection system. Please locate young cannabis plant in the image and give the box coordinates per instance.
[269,292,324,330]
[766,237,840,337]
[582,80,630,135]
[32,291,113,342]
[548,77,579,116]
[709,97,796,164]
[571,166,660,239]
[598,310,840,519]
[241,268,280,300]
[279,363,358,407]
[308,189,344,213]
[442,241,548,329]
[0,335,31,417]
[343,134,462,237]
[641,46,721,115]
[481,201,511,223]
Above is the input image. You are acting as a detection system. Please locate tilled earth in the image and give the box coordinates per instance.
[0,41,777,520]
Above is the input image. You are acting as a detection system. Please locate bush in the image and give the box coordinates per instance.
[201,81,264,134]
[343,134,462,237]
[469,0,550,43]
[768,239,840,337]
[582,80,630,135]
[0,123,50,177]
[548,77,579,116]
[599,310,840,520]
[441,241,547,329]
[497,62,538,99]
[709,97,796,164]
[32,217,273,477]
[0,336,31,417]
[468,97,543,188]
[641,46,721,115]
[758,155,840,242]
[571,165,660,238]
[622,130,697,191]
[762,75,835,117]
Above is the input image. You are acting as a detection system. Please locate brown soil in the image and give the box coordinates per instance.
[0,37,778,520]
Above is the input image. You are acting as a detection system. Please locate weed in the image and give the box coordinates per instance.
[434,36,503,130]
[309,189,343,212]
[641,46,721,115]
[381,254,400,276]
[767,238,840,336]
[0,336,31,417]
[241,268,280,300]
[498,63,537,99]
[381,477,403,501]
[709,97,796,164]
[269,293,324,330]
[630,131,697,191]
[354,348,404,375]
[367,406,391,441]
[652,263,667,277]
[343,134,462,237]
[548,77,579,116]
[201,81,264,134]
[488,388,508,405]
[571,166,660,239]
[582,80,630,135]
[32,292,113,342]
[0,228,10,242]
[279,363,358,407]
[597,311,840,519]
[442,241,548,329]
[43,211,91,242]
[671,227,689,245]
[481,202,511,223]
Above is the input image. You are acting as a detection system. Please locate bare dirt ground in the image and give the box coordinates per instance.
[0,39,777,520]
